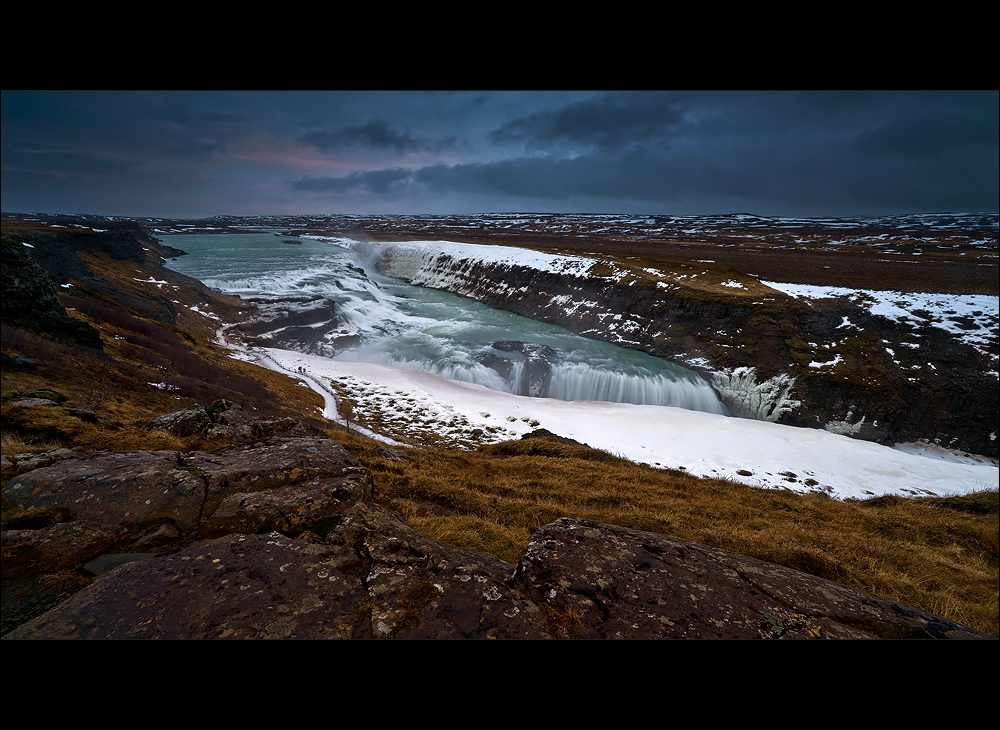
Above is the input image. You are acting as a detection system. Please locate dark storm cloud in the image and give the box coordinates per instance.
[301,120,459,154]
[303,121,423,152]
[3,142,135,176]
[291,168,415,197]
[291,153,723,207]
[413,154,740,205]
[490,91,690,152]
[293,102,998,215]
[855,111,998,159]
[164,139,227,159]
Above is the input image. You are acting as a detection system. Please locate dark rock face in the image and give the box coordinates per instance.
[2,221,191,326]
[148,406,212,437]
[2,416,992,639]
[0,353,37,369]
[148,400,326,442]
[4,450,210,537]
[3,505,548,640]
[1,448,82,482]
[234,296,361,354]
[2,521,125,582]
[490,341,556,398]
[182,437,373,524]
[0,436,376,632]
[2,437,993,640]
[1,237,103,348]
[2,437,371,554]
[475,353,514,380]
[513,519,990,639]
[200,477,370,538]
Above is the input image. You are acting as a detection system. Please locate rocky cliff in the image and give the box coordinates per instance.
[1,236,103,349]
[360,240,998,457]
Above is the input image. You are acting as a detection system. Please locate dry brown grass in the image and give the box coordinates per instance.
[2,281,329,456]
[333,430,999,637]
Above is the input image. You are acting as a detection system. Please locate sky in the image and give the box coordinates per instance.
[2,90,997,219]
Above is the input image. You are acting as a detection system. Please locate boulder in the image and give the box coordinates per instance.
[1,447,82,480]
[1,521,125,581]
[4,504,547,640]
[148,406,212,437]
[513,518,993,639]
[492,341,556,397]
[475,353,514,380]
[245,417,326,440]
[148,401,326,442]
[201,476,372,538]
[3,450,206,536]
[202,399,253,440]
[1,438,372,551]
[183,437,372,518]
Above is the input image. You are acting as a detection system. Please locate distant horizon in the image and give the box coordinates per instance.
[6,209,999,223]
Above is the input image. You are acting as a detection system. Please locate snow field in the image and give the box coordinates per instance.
[260,348,998,502]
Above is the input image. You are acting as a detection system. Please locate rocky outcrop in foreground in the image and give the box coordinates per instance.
[2,436,992,639]
[147,398,326,443]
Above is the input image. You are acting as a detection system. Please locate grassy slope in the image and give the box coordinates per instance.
[1,223,996,637]
[332,432,998,637]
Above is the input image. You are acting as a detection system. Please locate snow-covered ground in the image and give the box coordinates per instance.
[245,347,998,502]
[760,280,999,364]
[315,236,614,283]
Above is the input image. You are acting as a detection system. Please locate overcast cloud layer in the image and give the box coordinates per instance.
[2,90,997,218]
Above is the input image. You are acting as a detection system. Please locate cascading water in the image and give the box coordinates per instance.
[162,232,728,415]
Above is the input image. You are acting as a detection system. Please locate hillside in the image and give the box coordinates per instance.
[1,214,997,638]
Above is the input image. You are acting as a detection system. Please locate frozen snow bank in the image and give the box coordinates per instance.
[265,348,998,502]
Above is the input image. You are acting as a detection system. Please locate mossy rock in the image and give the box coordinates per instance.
[206,399,234,417]
[68,408,99,423]
[22,389,69,403]
[587,263,616,278]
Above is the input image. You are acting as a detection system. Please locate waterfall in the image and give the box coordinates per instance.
[163,232,730,416]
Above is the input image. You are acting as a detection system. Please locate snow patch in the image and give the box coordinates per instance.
[809,354,843,369]
[761,280,998,359]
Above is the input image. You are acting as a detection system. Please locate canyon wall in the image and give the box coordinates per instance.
[369,243,998,458]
